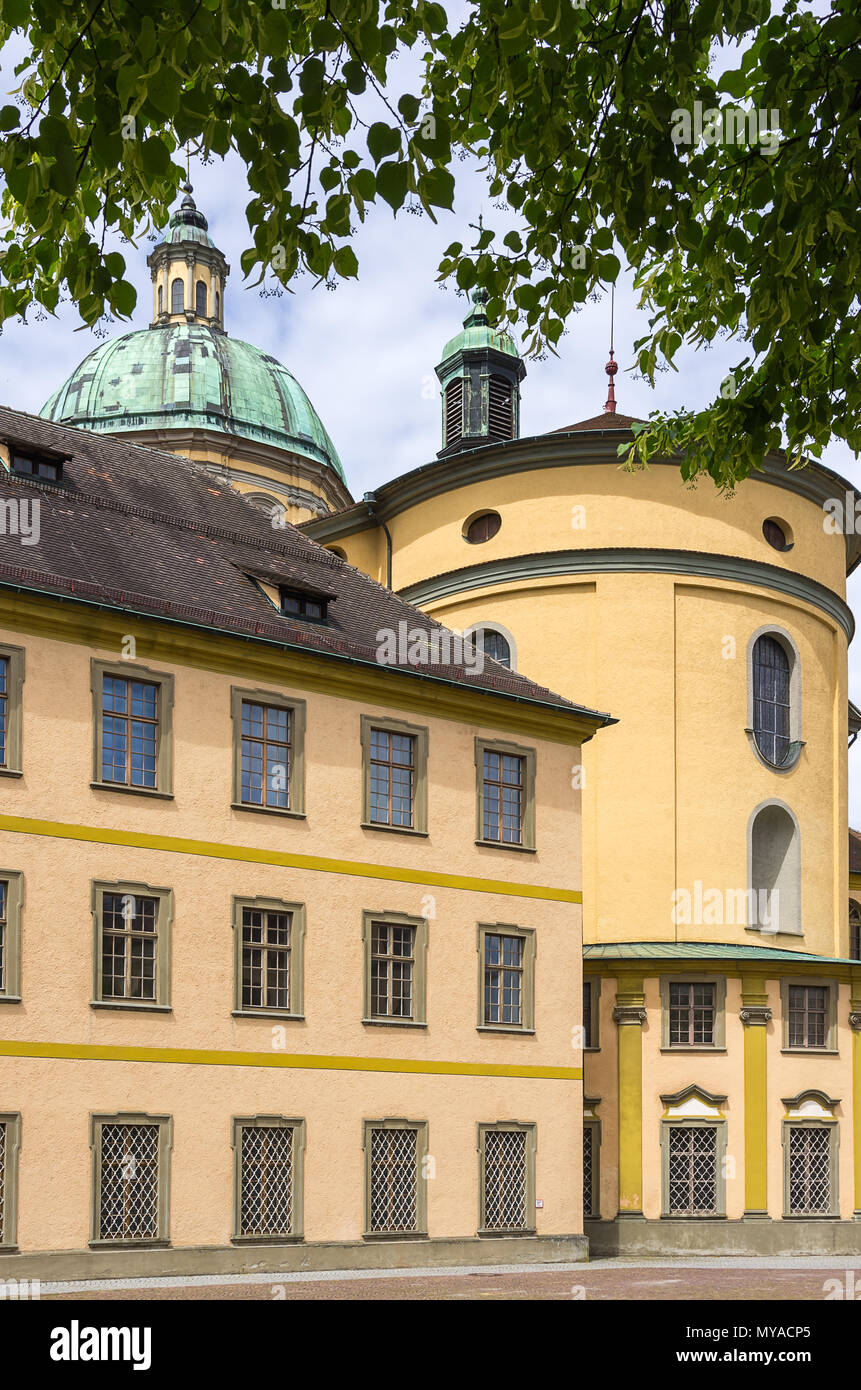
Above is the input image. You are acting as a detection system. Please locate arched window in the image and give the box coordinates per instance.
[473,627,511,669]
[215,291,220,319]
[850,900,861,960]
[752,633,791,766]
[195,280,207,317]
[171,278,184,313]
[157,285,163,315]
[749,801,801,935]
[444,378,463,448]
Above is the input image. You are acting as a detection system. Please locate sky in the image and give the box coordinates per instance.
[1,26,860,823]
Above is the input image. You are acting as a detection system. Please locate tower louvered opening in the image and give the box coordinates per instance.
[444,378,463,448]
[488,375,514,440]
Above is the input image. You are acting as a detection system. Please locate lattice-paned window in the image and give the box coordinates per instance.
[370,921,415,1019]
[488,375,514,440]
[0,1120,5,1243]
[752,634,791,765]
[667,1125,717,1215]
[444,378,463,447]
[788,984,828,1048]
[195,280,207,317]
[0,880,5,994]
[483,1129,528,1230]
[850,900,861,961]
[239,1125,294,1237]
[242,907,291,1011]
[241,700,291,809]
[101,675,159,788]
[98,1123,161,1241]
[369,728,415,828]
[484,932,523,1025]
[482,749,524,844]
[787,1125,832,1214]
[473,628,511,669]
[0,656,7,767]
[583,1126,594,1218]
[369,1127,418,1233]
[101,893,158,1001]
[669,982,715,1046]
[171,278,184,313]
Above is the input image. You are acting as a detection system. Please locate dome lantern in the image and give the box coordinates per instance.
[434,289,526,456]
[146,184,229,331]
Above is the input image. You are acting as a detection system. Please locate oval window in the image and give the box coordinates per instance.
[763,518,793,551]
[464,511,501,544]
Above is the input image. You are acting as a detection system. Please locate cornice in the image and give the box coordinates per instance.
[397,547,854,641]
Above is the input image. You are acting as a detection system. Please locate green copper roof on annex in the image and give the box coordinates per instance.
[40,323,345,482]
[584,941,861,964]
[439,288,521,363]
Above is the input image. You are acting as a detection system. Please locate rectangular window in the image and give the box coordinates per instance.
[788,984,828,1048]
[101,675,159,788]
[475,739,536,850]
[91,661,173,796]
[239,1125,295,1237]
[667,1125,717,1215]
[371,920,415,1019]
[92,882,172,1008]
[484,932,523,1025]
[95,1120,166,1242]
[241,700,290,809]
[231,689,305,817]
[669,982,716,1046]
[368,1127,418,1233]
[362,912,427,1026]
[369,728,415,828]
[101,892,159,1002]
[480,1125,535,1233]
[0,1114,21,1248]
[786,1125,834,1215]
[482,749,524,844]
[242,906,291,1011]
[0,646,24,776]
[0,880,5,996]
[0,872,22,1001]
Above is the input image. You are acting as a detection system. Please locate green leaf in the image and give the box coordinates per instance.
[367,122,401,164]
[333,245,359,278]
[147,65,182,117]
[0,105,19,131]
[375,160,408,209]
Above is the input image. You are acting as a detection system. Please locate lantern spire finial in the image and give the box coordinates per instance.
[604,284,618,414]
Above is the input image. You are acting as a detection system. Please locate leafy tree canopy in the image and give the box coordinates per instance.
[0,0,858,488]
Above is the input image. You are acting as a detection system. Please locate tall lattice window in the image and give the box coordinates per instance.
[241,906,291,1011]
[370,920,415,1019]
[787,1126,832,1214]
[0,1120,5,1243]
[752,634,791,765]
[0,880,5,995]
[171,278,184,313]
[850,900,861,961]
[0,655,7,767]
[238,1124,295,1237]
[583,1126,594,1218]
[195,279,207,316]
[482,1128,530,1231]
[484,932,523,1025]
[667,1125,717,1215]
[669,983,715,1046]
[369,728,415,828]
[481,749,524,844]
[100,892,159,1001]
[101,675,159,788]
[788,984,828,1048]
[241,700,290,809]
[368,1126,419,1233]
[97,1122,162,1241]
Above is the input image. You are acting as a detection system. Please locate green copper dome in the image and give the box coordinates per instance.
[439,289,520,363]
[40,323,345,482]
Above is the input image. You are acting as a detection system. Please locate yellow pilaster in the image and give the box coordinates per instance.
[613,974,646,1218]
[740,975,771,1218]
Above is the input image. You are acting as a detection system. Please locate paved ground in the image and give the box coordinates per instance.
[37,1257,861,1301]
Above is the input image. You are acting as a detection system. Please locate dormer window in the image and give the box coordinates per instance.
[279,588,328,623]
[10,451,63,482]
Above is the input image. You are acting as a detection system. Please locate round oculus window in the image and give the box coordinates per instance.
[464,511,501,544]
[763,518,793,551]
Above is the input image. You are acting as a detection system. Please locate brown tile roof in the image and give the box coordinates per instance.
[551,412,645,433]
[0,406,612,724]
[850,829,861,875]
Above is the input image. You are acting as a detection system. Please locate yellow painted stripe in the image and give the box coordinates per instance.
[0,1039,581,1082]
[0,813,581,903]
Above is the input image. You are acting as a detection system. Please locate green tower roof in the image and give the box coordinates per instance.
[439,289,520,363]
[40,323,345,482]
